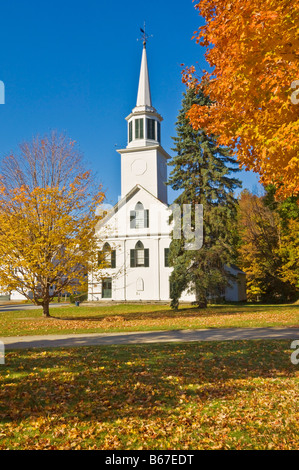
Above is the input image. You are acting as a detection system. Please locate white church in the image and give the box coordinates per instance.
[88,42,246,303]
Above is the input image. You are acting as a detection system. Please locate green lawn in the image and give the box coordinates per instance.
[0,302,298,337]
[0,340,298,450]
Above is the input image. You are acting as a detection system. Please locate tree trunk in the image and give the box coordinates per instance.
[196,286,207,309]
[42,302,51,318]
[197,298,207,308]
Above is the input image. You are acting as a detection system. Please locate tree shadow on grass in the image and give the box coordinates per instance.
[51,302,299,323]
[0,340,297,426]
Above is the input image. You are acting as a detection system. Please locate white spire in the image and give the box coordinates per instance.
[136,44,152,108]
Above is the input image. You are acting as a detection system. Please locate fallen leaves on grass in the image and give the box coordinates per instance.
[0,341,298,450]
[1,304,298,337]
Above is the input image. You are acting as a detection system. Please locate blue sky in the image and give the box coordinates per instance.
[0,0,261,205]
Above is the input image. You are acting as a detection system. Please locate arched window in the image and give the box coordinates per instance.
[130,241,149,268]
[130,202,149,229]
[135,241,144,266]
[103,243,112,267]
[135,202,145,229]
[98,242,116,268]
[135,202,144,211]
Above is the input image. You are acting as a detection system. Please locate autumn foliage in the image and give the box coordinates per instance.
[0,133,105,316]
[183,0,299,198]
[237,189,299,302]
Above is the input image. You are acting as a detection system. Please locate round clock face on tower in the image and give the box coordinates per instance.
[131,159,147,176]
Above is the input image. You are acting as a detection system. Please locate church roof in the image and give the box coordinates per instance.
[96,183,169,231]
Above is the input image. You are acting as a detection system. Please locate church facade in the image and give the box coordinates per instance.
[88,42,181,302]
[88,43,246,303]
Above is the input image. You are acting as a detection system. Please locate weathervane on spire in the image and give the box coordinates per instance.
[138,22,153,47]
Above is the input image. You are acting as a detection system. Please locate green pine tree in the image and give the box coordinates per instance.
[168,87,242,309]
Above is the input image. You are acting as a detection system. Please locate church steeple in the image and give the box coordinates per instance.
[124,39,163,149]
[136,44,152,109]
[117,36,170,204]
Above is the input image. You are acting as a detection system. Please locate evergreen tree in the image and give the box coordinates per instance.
[168,87,242,309]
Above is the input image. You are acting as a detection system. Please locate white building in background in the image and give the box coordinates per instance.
[88,42,246,303]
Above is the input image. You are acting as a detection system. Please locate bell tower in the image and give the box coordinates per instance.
[117,34,170,204]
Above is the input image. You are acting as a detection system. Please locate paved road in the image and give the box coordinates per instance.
[0,303,67,312]
[1,327,299,350]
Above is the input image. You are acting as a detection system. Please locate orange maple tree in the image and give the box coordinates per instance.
[183,0,299,198]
